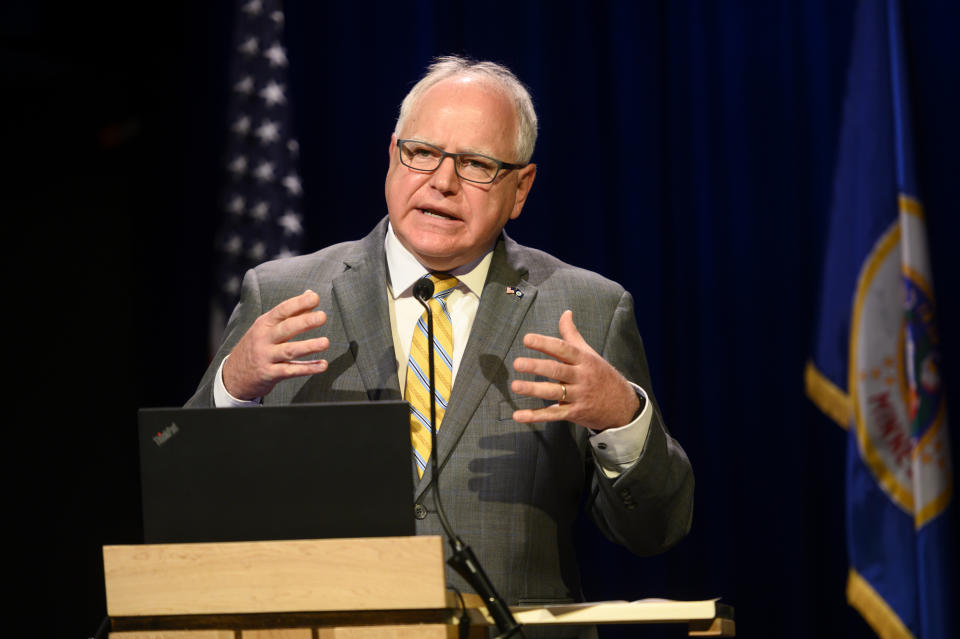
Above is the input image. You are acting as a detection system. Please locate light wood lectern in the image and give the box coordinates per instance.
[102,535,734,638]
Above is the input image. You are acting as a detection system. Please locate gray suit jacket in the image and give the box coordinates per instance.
[188,217,693,617]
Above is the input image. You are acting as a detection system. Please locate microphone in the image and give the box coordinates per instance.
[412,277,435,303]
[413,275,524,639]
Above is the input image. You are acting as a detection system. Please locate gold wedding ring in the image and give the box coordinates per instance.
[559,383,567,402]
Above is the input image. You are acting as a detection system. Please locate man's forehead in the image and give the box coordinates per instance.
[410,76,511,113]
[399,76,517,152]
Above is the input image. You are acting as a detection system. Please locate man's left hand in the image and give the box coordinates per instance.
[511,310,639,431]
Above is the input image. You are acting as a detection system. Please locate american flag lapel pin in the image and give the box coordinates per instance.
[505,286,524,298]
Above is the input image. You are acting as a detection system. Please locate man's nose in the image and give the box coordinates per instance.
[430,155,460,193]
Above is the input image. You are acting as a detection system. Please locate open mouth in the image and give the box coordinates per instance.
[419,208,458,221]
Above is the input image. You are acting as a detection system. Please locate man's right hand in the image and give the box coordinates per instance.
[222,289,330,400]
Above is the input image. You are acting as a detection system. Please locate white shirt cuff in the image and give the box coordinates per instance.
[589,384,652,478]
[213,355,262,407]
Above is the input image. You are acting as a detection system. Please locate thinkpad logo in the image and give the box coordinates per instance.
[153,422,179,447]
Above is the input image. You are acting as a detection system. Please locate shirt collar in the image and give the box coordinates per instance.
[384,222,493,298]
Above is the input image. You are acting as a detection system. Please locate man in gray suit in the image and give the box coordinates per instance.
[189,57,692,627]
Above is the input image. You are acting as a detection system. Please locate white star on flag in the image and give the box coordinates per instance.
[247,241,267,261]
[238,36,259,56]
[249,201,270,221]
[264,43,288,67]
[242,0,263,15]
[226,195,245,215]
[274,246,296,259]
[282,174,302,196]
[231,115,251,135]
[287,139,299,155]
[259,81,286,107]
[227,155,248,176]
[224,275,241,296]
[253,161,275,182]
[278,210,303,236]
[254,119,280,144]
[233,76,255,96]
[224,235,243,256]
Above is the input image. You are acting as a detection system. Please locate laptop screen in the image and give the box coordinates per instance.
[138,402,415,543]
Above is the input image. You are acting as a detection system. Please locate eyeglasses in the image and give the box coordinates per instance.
[396,139,527,184]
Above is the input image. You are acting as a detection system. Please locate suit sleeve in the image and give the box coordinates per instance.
[185,268,265,408]
[587,290,694,556]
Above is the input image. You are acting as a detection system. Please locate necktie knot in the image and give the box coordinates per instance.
[427,273,460,297]
[427,273,459,297]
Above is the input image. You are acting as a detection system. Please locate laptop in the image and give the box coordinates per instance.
[138,401,415,544]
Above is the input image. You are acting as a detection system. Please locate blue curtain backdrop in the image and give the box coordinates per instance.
[7,1,959,637]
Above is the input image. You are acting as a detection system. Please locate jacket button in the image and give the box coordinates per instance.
[414,503,428,520]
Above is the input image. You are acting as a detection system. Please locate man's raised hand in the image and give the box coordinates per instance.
[222,289,330,400]
[511,310,639,431]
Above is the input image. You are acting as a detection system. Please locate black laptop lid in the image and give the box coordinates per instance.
[138,402,414,544]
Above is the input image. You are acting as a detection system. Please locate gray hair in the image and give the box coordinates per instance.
[393,56,538,164]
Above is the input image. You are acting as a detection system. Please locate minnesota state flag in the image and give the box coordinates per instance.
[806,1,956,637]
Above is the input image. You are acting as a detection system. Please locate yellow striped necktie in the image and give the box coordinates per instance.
[405,273,459,477]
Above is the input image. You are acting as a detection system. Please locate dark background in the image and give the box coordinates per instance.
[6,1,959,637]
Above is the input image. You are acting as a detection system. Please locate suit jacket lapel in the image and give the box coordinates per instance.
[331,219,402,401]
[415,235,538,497]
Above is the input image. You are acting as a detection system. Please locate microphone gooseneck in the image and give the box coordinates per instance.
[412,276,455,538]
[412,275,524,639]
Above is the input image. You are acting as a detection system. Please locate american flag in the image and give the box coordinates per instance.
[212,0,303,344]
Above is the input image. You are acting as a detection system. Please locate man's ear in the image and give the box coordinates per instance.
[509,163,537,220]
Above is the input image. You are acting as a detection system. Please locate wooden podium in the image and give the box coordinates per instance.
[103,536,734,638]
